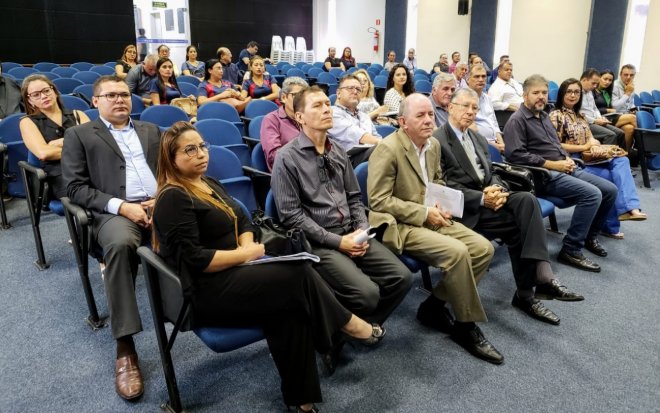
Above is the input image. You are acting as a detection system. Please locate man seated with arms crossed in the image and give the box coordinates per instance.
[428,72,456,127]
[466,65,505,152]
[579,69,625,148]
[125,54,158,105]
[271,85,412,339]
[503,74,617,273]
[435,88,583,325]
[368,93,502,364]
[328,74,382,167]
[62,75,161,400]
[260,77,308,171]
[487,61,523,112]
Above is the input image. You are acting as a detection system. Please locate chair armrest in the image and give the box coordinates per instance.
[242,166,271,178]
[504,162,550,190]
[18,160,48,182]
[61,197,92,227]
[242,136,260,147]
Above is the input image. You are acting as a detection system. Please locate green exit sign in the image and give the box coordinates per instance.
[152,1,167,8]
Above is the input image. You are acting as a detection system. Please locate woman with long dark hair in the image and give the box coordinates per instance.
[340,47,356,71]
[593,69,637,151]
[152,121,385,413]
[197,59,250,113]
[383,63,414,113]
[149,57,194,106]
[181,45,205,79]
[549,78,646,240]
[241,55,281,104]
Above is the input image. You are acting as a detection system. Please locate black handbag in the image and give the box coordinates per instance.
[251,211,312,256]
[492,162,535,193]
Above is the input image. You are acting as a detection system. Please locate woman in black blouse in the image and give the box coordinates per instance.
[115,44,138,80]
[152,121,384,413]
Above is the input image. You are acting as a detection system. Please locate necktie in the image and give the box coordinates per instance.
[461,132,485,182]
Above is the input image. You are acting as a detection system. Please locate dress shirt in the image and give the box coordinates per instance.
[474,92,500,142]
[260,106,301,171]
[383,61,398,72]
[428,94,448,127]
[503,104,569,166]
[611,79,635,113]
[327,104,381,151]
[402,57,417,72]
[580,90,604,124]
[449,123,485,182]
[99,117,157,214]
[487,77,523,111]
[271,132,369,248]
[549,108,591,146]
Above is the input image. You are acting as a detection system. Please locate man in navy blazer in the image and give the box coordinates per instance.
[433,88,583,326]
[62,75,160,401]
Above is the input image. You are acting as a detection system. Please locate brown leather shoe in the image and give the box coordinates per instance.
[115,354,144,400]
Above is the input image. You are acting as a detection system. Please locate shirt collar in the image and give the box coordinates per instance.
[336,103,359,117]
[298,130,333,153]
[99,116,134,131]
[448,122,467,141]
[520,104,544,120]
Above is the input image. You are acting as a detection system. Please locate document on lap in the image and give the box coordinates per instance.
[353,227,378,244]
[347,144,375,156]
[239,252,321,266]
[424,182,464,218]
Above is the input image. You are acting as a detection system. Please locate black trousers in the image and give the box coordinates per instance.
[312,239,413,324]
[192,262,352,406]
[473,191,550,291]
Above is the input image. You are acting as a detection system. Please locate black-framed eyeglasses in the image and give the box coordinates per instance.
[316,153,335,183]
[27,87,54,99]
[182,141,210,158]
[566,89,581,95]
[339,86,363,94]
[95,92,132,101]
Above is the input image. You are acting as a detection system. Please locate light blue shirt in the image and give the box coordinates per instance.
[327,104,381,150]
[474,92,500,142]
[99,117,157,214]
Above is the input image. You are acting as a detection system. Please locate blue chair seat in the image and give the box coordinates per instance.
[536,197,556,217]
[193,327,265,353]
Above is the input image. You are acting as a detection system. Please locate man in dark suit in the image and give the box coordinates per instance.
[62,75,160,401]
[434,88,583,326]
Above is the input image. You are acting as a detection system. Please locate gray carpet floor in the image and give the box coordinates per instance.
[1,170,659,413]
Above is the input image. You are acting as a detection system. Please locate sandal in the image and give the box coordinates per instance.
[619,211,647,221]
[600,231,624,240]
[346,323,386,346]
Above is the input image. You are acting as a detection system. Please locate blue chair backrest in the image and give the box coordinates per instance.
[104,61,117,68]
[90,65,115,75]
[248,115,265,140]
[652,90,660,102]
[177,75,201,86]
[34,62,59,72]
[140,105,188,128]
[35,72,60,80]
[4,141,28,197]
[286,68,305,78]
[370,64,383,71]
[280,64,294,75]
[312,62,324,68]
[375,124,396,137]
[548,87,558,102]
[413,74,429,83]
[251,143,268,173]
[207,145,243,179]
[329,68,344,78]
[639,91,653,105]
[317,72,337,85]
[197,102,241,122]
[0,113,24,143]
[415,80,432,94]
[294,61,306,69]
[1,62,22,72]
[265,65,279,76]
[548,80,559,90]
[487,143,504,162]
[373,75,388,89]
[195,119,243,145]
[636,110,656,129]
[347,67,357,74]
[276,61,289,71]
[414,69,429,77]
[357,63,370,69]
[70,62,94,72]
[72,71,101,84]
[73,84,94,101]
[354,162,369,206]
[367,67,380,78]
[178,82,198,97]
[307,67,323,78]
[131,94,146,116]
[84,108,99,121]
[379,69,389,77]
[53,78,84,94]
[653,107,660,125]
[265,190,279,221]
[244,100,278,118]
[329,94,337,105]
[633,93,641,106]
[430,72,438,82]
[232,197,251,217]
[60,95,90,111]
[302,64,313,73]
[8,66,38,80]
[52,67,79,78]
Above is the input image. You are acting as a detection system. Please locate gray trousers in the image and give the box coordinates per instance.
[589,123,625,147]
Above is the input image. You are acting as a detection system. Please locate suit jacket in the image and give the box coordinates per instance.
[62,117,160,227]
[367,128,444,254]
[434,123,507,228]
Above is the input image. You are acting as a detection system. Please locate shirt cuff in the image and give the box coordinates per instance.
[324,232,343,249]
[106,198,124,215]
[480,194,484,206]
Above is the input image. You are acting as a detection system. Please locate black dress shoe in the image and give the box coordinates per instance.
[584,238,608,257]
[512,294,560,325]
[416,300,455,334]
[557,249,601,272]
[450,325,504,365]
[535,279,584,301]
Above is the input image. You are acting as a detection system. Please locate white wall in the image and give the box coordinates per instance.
[507,0,591,84]
[635,0,660,92]
[313,0,386,65]
[415,0,471,72]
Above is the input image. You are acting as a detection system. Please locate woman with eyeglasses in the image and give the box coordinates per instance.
[383,63,414,114]
[152,121,385,413]
[593,69,637,151]
[241,55,281,105]
[197,58,250,113]
[149,57,194,105]
[19,74,90,199]
[115,44,138,80]
[549,78,646,240]
[353,69,388,121]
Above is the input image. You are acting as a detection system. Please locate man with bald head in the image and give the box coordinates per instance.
[368,93,503,365]
[217,46,242,85]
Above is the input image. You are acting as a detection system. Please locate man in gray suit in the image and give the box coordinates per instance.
[434,88,583,326]
[62,75,160,401]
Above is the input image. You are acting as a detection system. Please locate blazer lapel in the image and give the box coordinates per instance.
[134,121,150,159]
[444,124,481,184]
[398,130,426,185]
[93,118,125,161]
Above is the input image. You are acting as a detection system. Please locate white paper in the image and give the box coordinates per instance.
[239,252,320,266]
[353,227,377,244]
[424,182,464,218]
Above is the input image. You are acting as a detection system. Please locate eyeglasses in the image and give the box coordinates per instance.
[452,102,479,112]
[96,92,132,101]
[181,141,210,158]
[339,86,363,94]
[316,153,335,183]
[566,89,581,95]
[27,87,54,99]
